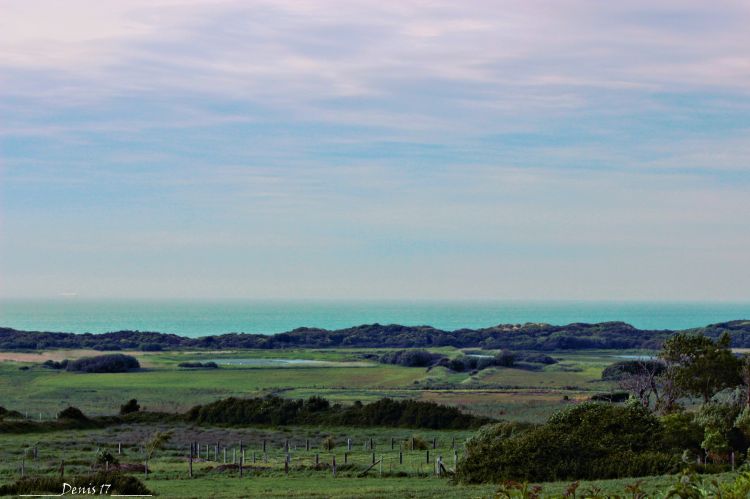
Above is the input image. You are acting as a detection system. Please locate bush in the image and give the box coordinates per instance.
[456,403,674,483]
[513,352,558,365]
[177,361,219,369]
[0,406,23,420]
[95,450,119,466]
[379,350,443,367]
[42,359,68,370]
[66,354,140,373]
[494,351,515,367]
[322,436,336,451]
[119,399,140,415]
[58,406,88,421]
[661,412,704,453]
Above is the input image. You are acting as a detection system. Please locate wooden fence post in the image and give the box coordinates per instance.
[399,451,403,464]
[189,448,193,478]
[432,437,436,449]
[239,445,243,478]
[60,459,64,478]
[332,455,336,477]
[306,439,310,451]
[426,450,430,463]
[347,438,351,451]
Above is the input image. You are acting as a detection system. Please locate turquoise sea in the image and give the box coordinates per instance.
[0,300,748,337]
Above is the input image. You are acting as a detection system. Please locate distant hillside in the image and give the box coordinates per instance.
[1,320,749,352]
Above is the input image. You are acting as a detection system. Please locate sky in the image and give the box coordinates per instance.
[0,0,749,301]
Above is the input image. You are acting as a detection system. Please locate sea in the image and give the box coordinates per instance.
[0,300,748,337]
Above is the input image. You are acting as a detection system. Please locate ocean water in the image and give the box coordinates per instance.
[0,300,748,337]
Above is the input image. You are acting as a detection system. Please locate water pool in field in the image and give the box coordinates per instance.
[204,358,366,367]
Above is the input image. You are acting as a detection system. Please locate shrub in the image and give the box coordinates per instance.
[494,350,515,367]
[58,406,88,421]
[456,403,673,483]
[408,435,429,450]
[177,361,219,369]
[661,412,704,453]
[66,354,139,373]
[42,359,68,370]
[379,350,443,367]
[0,406,23,419]
[119,399,140,415]
[95,450,119,466]
[322,436,336,451]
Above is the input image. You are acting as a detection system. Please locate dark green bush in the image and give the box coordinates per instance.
[177,361,218,368]
[661,412,704,453]
[119,399,140,415]
[456,403,674,483]
[0,406,22,419]
[58,406,88,421]
[66,354,139,373]
[379,349,443,367]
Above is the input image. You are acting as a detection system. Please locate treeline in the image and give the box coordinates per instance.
[2,320,750,352]
[0,396,489,433]
[186,396,490,429]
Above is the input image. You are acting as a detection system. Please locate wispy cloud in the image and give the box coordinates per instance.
[1,0,749,299]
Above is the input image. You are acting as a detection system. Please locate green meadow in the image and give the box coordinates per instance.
[0,347,619,419]
[3,347,738,498]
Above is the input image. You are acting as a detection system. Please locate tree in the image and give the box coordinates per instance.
[614,360,666,409]
[660,333,742,403]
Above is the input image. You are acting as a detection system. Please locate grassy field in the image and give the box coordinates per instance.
[0,347,622,420]
[5,347,717,497]
[0,422,738,498]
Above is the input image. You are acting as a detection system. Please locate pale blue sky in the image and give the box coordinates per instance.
[1,0,749,300]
